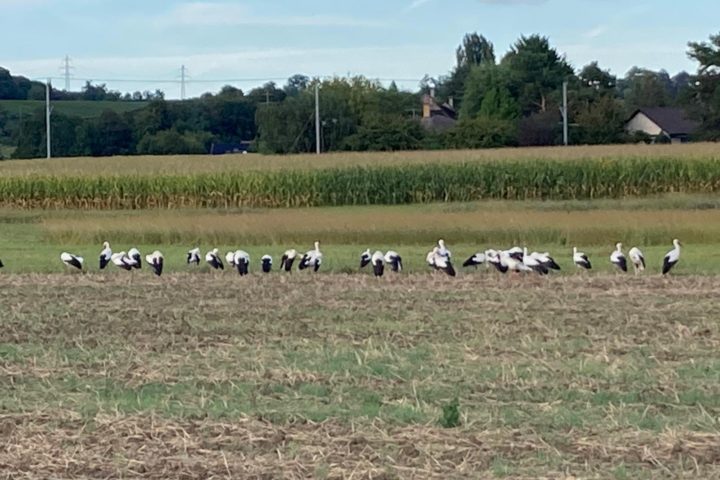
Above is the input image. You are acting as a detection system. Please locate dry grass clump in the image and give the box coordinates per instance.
[3,411,719,478]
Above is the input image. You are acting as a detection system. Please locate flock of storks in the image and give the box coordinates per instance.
[51,241,326,277]
[0,238,683,278]
[433,239,681,276]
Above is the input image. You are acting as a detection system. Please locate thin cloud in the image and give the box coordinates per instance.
[584,25,608,39]
[407,0,433,10]
[160,2,386,28]
[408,0,544,10]
[0,0,47,6]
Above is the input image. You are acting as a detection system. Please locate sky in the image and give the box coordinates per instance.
[0,0,717,99]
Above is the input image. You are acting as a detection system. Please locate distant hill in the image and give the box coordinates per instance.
[0,99,149,119]
[0,100,151,158]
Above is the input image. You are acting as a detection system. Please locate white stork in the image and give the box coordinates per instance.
[99,241,112,270]
[280,249,298,272]
[429,247,456,277]
[233,250,250,275]
[127,248,142,269]
[610,243,628,272]
[225,251,236,269]
[487,250,509,274]
[370,250,385,277]
[437,239,451,259]
[111,252,133,271]
[629,247,646,274]
[206,248,224,270]
[299,242,322,272]
[426,248,437,269]
[360,249,373,269]
[145,251,164,277]
[530,251,561,271]
[573,247,592,270]
[662,239,681,275]
[187,247,201,265]
[261,255,273,273]
[505,246,524,262]
[523,247,548,275]
[384,251,403,272]
[463,251,488,268]
[502,250,532,273]
[60,252,84,271]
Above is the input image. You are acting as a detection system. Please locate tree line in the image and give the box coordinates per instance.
[3,31,720,159]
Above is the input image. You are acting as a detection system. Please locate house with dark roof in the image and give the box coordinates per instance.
[420,94,457,132]
[625,107,699,144]
[209,141,253,155]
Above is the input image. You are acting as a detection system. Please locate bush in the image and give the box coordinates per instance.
[342,117,424,151]
[136,130,210,155]
[444,117,518,149]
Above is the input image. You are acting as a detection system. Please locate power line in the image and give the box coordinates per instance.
[38,75,424,85]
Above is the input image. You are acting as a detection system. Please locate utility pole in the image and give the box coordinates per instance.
[180,65,187,100]
[62,55,73,91]
[315,83,321,155]
[45,79,51,159]
[561,80,569,146]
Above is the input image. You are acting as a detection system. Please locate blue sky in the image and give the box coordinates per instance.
[0,0,717,98]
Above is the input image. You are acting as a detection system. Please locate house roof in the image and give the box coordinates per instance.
[422,94,457,119]
[628,107,699,136]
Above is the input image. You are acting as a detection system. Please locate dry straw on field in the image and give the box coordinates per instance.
[1,273,720,477]
[39,203,720,246]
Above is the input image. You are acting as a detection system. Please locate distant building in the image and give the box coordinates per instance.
[625,107,698,144]
[420,94,457,132]
[209,141,253,155]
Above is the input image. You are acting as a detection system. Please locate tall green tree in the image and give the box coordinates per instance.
[256,94,316,153]
[284,74,310,97]
[619,67,672,111]
[687,32,720,137]
[460,64,519,120]
[437,33,495,109]
[456,33,496,68]
[501,35,573,115]
[575,95,626,144]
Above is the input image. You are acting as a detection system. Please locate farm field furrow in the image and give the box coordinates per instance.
[0,273,719,478]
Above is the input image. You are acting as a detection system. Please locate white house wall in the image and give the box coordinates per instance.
[625,112,663,136]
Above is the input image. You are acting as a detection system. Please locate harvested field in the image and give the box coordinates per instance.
[1,273,719,478]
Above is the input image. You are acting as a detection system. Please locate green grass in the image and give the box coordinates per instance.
[0,202,719,274]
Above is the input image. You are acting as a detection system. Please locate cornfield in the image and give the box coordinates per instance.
[3,157,720,209]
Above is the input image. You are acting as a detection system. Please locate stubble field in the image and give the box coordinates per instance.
[1,272,719,478]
